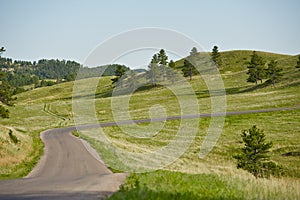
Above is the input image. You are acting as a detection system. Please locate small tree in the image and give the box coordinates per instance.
[166,59,176,84]
[157,49,168,81]
[147,54,160,86]
[247,51,266,85]
[190,47,198,56]
[211,45,222,67]
[234,125,282,178]
[266,60,282,86]
[111,65,126,87]
[182,59,197,81]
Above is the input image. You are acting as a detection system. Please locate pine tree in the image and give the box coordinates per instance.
[247,51,266,84]
[234,125,282,178]
[266,60,282,86]
[157,49,168,81]
[190,47,198,56]
[148,54,160,86]
[111,65,126,87]
[166,60,176,84]
[182,59,197,81]
[211,45,222,67]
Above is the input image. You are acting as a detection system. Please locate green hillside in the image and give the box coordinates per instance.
[0,50,299,198]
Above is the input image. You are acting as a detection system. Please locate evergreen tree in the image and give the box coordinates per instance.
[234,125,282,178]
[247,51,266,84]
[190,47,198,56]
[157,49,168,81]
[182,59,197,81]
[111,65,126,87]
[266,60,282,86]
[211,45,222,67]
[147,54,160,86]
[166,60,176,84]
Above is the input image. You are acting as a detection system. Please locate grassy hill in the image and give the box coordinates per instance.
[0,50,299,198]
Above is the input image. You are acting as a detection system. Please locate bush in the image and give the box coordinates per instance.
[0,105,9,118]
[8,129,19,144]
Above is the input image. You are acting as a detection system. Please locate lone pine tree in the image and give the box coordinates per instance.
[247,51,266,84]
[234,125,282,178]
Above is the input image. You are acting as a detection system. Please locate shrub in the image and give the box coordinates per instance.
[8,129,19,144]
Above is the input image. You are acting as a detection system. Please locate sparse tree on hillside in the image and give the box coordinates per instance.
[234,125,282,178]
[166,60,176,84]
[111,65,126,87]
[148,54,160,86]
[158,49,168,81]
[211,45,222,67]
[190,47,198,56]
[266,60,282,87]
[247,51,266,84]
[296,55,300,69]
[182,59,197,81]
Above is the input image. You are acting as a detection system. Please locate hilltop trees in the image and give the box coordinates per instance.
[148,54,160,86]
[182,59,197,81]
[166,60,176,84]
[190,47,198,56]
[0,47,5,55]
[182,47,199,81]
[247,51,266,85]
[211,45,222,67]
[147,49,172,86]
[158,49,168,81]
[111,65,127,87]
[234,125,282,178]
[266,60,282,86]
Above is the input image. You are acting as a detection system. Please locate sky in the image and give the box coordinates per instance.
[1,0,300,68]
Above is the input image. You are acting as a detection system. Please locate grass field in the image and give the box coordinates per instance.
[0,50,299,198]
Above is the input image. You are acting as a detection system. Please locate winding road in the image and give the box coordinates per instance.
[0,106,298,199]
[0,127,127,200]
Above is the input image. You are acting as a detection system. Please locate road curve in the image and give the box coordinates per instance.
[0,127,127,200]
[0,106,298,199]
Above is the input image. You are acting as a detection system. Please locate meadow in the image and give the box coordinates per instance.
[0,50,299,198]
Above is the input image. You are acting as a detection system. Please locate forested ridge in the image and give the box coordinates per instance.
[0,56,129,88]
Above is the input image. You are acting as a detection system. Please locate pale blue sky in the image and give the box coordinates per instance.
[1,0,299,68]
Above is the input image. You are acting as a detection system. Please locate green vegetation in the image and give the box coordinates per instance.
[0,49,299,198]
[8,129,19,144]
[247,51,266,84]
[266,60,283,86]
[72,131,80,138]
[0,53,129,91]
[211,45,222,67]
[233,125,282,178]
[110,171,299,200]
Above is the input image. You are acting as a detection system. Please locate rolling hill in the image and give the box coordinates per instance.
[0,50,299,198]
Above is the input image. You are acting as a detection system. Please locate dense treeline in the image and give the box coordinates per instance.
[0,56,129,88]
